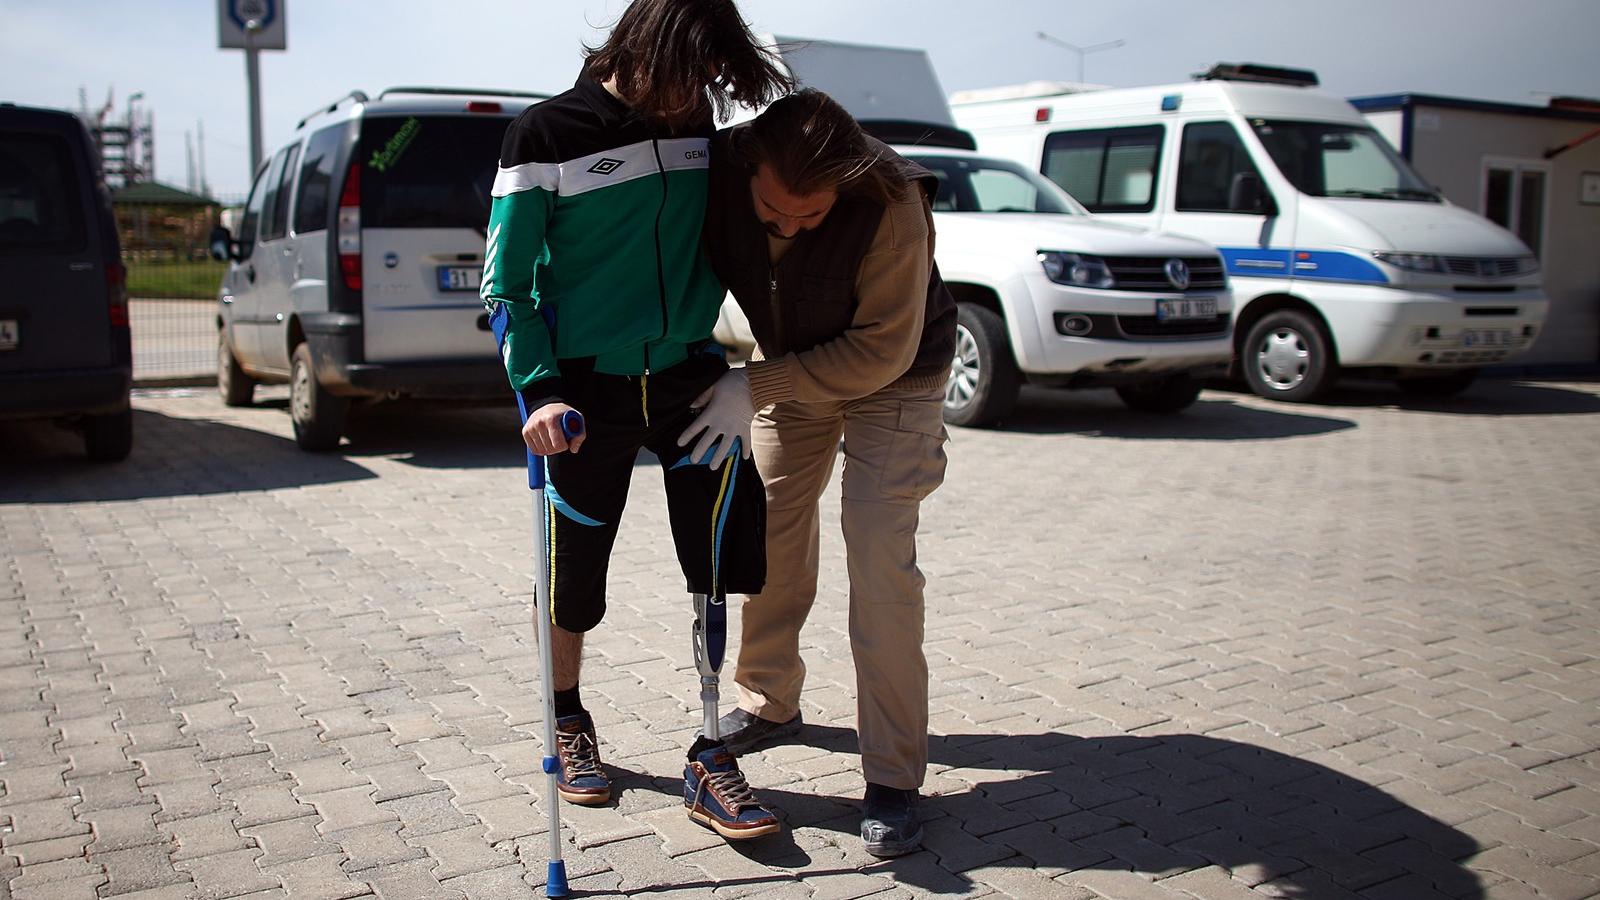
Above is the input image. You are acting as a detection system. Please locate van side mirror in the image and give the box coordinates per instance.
[208,226,234,262]
[1229,172,1277,216]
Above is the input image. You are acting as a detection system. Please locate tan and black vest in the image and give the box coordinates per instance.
[704,129,956,382]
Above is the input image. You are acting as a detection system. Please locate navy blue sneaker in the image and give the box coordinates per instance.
[861,783,923,857]
[683,741,779,840]
[553,713,610,805]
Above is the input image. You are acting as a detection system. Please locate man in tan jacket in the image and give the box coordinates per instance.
[696,88,957,857]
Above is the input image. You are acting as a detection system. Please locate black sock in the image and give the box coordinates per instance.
[553,686,585,719]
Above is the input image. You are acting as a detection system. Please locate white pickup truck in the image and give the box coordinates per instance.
[716,39,1235,425]
[717,123,1235,425]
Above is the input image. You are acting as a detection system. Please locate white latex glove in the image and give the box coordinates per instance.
[677,368,754,470]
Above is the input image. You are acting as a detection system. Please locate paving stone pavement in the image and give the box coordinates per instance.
[2,377,1599,900]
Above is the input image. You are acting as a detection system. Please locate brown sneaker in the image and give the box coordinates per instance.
[554,713,610,805]
[684,741,780,840]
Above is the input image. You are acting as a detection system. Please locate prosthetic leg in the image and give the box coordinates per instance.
[682,555,779,838]
[691,591,727,740]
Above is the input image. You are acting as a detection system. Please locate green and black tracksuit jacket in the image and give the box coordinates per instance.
[480,73,764,632]
[481,72,725,408]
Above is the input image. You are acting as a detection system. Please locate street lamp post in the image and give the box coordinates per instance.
[1036,31,1126,85]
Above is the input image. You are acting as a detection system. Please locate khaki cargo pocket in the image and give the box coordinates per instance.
[878,398,948,502]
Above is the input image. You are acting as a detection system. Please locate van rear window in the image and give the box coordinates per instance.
[359,116,507,230]
[0,132,87,253]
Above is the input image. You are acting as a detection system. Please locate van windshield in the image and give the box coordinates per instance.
[908,154,1083,215]
[1249,120,1439,202]
[0,132,87,253]
[360,115,508,230]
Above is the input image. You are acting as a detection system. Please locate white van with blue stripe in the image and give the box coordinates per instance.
[952,63,1548,401]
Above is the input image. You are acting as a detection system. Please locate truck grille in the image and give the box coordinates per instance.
[1442,256,1526,279]
[1102,256,1227,292]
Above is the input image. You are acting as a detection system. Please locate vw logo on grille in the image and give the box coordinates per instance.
[1164,258,1191,291]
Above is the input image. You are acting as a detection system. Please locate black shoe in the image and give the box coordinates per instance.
[714,708,803,755]
[861,783,923,858]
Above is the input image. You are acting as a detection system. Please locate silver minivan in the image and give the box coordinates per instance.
[213,87,545,450]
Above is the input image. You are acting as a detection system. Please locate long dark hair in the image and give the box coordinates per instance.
[585,0,791,127]
[734,89,899,204]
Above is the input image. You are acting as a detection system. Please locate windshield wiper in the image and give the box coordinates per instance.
[1379,187,1440,201]
[1326,188,1439,201]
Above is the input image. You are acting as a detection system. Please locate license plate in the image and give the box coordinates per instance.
[1155,297,1216,320]
[437,266,482,292]
[0,319,17,351]
[1462,329,1510,348]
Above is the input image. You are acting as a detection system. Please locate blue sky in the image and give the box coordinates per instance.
[4,0,1597,197]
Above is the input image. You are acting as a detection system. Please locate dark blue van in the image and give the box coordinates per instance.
[0,103,132,461]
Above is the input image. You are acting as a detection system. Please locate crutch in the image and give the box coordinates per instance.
[490,303,582,899]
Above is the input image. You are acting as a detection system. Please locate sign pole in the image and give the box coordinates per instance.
[220,0,284,181]
[245,19,263,174]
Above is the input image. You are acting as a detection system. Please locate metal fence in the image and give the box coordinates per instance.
[120,193,243,384]
[127,255,222,384]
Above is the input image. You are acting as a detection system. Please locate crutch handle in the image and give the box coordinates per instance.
[523,410,585,491]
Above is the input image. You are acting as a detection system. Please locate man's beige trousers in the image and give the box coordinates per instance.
[734,383,948,790]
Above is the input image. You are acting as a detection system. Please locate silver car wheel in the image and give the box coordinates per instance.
[1256,327,1310,391]
[946,323,980,410]
[292,355,313,422]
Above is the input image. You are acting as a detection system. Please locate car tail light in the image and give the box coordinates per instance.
[465,101,503,114]
[337,161,362,291]
[106,259,129,328]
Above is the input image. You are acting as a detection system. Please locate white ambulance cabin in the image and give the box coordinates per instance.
[1352,93,1600,369]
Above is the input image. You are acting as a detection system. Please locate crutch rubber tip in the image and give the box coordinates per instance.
[542,756,559,775]
[546,861,569,897]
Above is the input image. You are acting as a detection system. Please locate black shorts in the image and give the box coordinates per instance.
[538,349,766,633]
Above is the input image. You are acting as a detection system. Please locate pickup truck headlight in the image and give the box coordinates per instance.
[1039,251,1115,289]
[1372,251,1446,273]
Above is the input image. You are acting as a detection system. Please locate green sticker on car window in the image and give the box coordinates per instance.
[369,116,421,173]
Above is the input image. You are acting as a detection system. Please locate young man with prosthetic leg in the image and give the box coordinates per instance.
[480,0,789,840]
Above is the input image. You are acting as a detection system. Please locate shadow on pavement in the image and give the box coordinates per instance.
[0,409,377,504]
[1321,377,1600,416]
[337,402,675,470]
[618,726,1484,898]
[971,389,1358,441]
[1202,376,1600,417]
[336,402,530,470]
